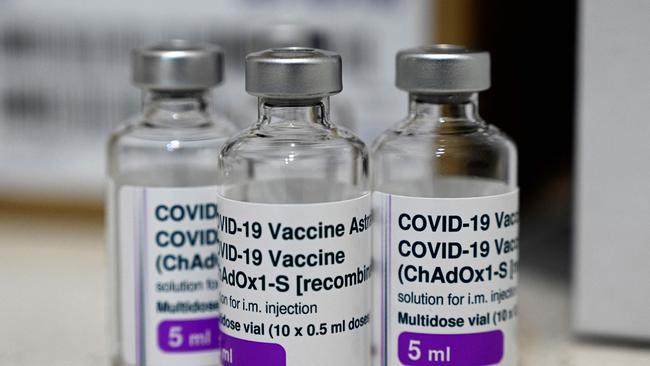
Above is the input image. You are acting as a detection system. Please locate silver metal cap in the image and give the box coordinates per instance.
[131,40,224,91]
[249,24,327,52]
[396,44,490,93]
[245,47,342,99]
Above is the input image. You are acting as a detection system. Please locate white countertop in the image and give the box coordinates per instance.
[0,209,648,366]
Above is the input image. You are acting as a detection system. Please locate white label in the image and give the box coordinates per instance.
[119,186,220,366]
[216,194,373,366]
[373,190,519,366]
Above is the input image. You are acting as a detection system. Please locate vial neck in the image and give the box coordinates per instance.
[258,97,331,128]
[408,93,482,129]
[142,90,212,127]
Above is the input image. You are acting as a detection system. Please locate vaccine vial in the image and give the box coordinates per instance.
[106,40,236,366]
[372,45,519,365]
[217,48,372,366]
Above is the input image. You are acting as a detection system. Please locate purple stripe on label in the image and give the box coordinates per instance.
[220,332,286,366]
[398,330,504,365]
[158,317,220,352]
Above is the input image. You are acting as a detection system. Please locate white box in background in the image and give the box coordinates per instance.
[574,0,650,340]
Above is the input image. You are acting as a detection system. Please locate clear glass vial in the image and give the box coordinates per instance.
[372,45,519,366]
[107,40,236,366]
[217,48,371,366]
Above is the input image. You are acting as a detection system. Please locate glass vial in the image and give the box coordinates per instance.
[372,45,519,365]
[107,40,236,366]
[217,48,372,366]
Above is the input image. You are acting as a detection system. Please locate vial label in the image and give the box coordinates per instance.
[373,190,519,366]
[216,194,373,366]
[118,186,220,366]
